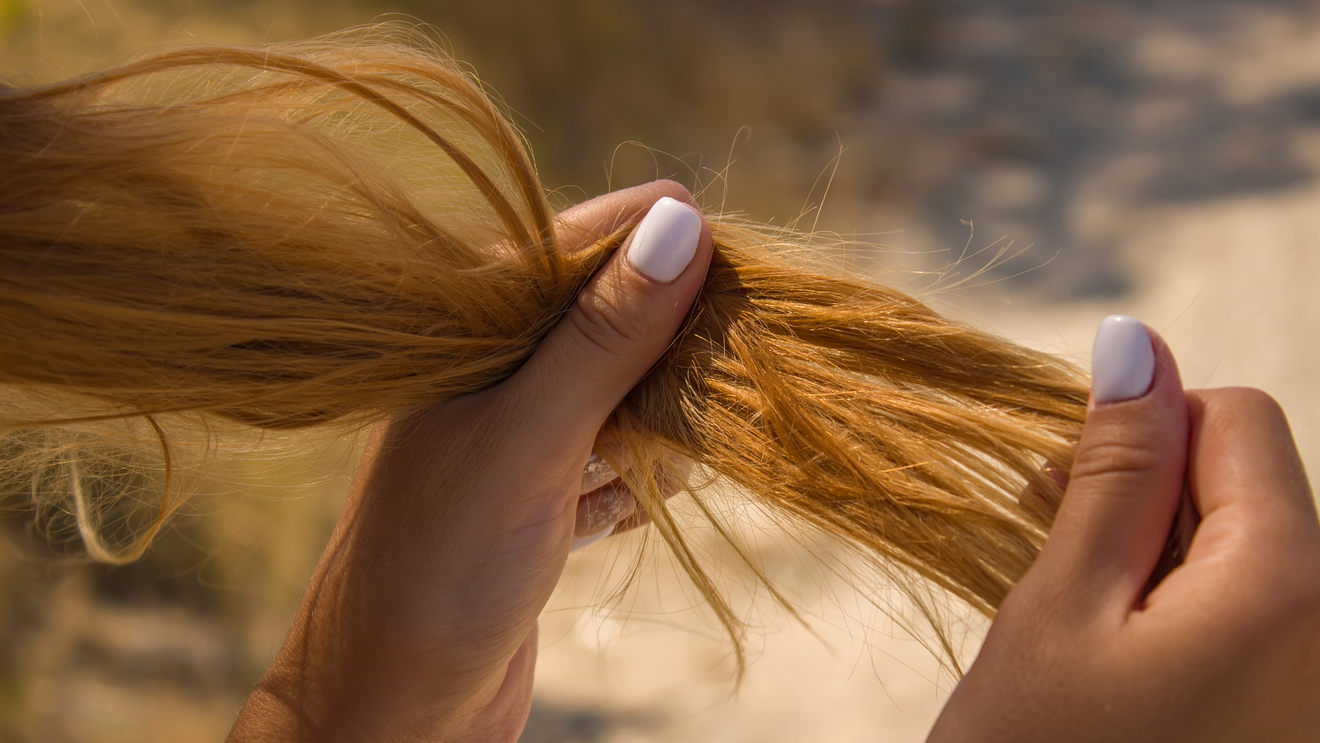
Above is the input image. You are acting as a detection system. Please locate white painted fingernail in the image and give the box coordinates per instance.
[1091,315,1155,403]
[580,452,618,495]
[625,196,701,283]
[570,523,615,552]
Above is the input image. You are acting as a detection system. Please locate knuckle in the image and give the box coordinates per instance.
[1070,438,1165,483]
[1221,386,1286,419]
[1204,387,1295,446]
[565,287,645,358]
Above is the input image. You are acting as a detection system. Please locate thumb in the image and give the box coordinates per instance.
[1043,315,1190,610]
[507,195,713,439]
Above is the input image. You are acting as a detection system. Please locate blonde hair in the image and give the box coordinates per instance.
[0,26,1087,674]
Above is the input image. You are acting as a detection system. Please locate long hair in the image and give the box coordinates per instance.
[0,26,1088,674]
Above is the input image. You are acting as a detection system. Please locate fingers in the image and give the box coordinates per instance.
[571,453,690,547]
[1186,387,1317,533]
[504,190,714,441]
[1041,316,1190,610]
[1143,387,1318,611]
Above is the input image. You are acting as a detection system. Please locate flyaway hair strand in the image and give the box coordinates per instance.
[0,26,1089,677]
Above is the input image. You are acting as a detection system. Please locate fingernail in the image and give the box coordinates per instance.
[1091,315,1155,403]
[580,452,618,495]
[576,483,636,538]
[625,196,702,283]
[570,523,615,552]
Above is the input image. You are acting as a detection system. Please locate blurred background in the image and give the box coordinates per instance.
[2,1,1319,740]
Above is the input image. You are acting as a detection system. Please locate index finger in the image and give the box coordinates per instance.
[1141,388,1318,615]
[1186,387,1316,528]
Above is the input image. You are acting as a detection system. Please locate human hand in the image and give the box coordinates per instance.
[227,181,714,743]
[928,316,1320,742]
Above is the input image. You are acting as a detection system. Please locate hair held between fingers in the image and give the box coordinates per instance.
[0,24,1089,677]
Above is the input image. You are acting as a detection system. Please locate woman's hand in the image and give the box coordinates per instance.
[227,181,714,743]
[929,316,1320,742]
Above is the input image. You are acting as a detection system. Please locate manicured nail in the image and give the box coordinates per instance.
[576,483,636,538]
[570,523,615,552]
[1091,315,1155,403]
[625,196,702,283]
[580,452,618,495]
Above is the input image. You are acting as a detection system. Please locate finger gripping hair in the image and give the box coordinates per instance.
[0,26,1088,675]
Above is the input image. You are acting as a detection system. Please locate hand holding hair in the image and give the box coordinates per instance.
[0,30,1092,666]
[928,317,1320,742]
[2,25,1318,741]
[19,27,1314,739]
[227,182,713,742]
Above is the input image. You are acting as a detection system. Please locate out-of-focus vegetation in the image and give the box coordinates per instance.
[3,1,1320,740]
[0,0,922,223]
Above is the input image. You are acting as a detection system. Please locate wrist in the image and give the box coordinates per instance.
[229,634,517,743]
